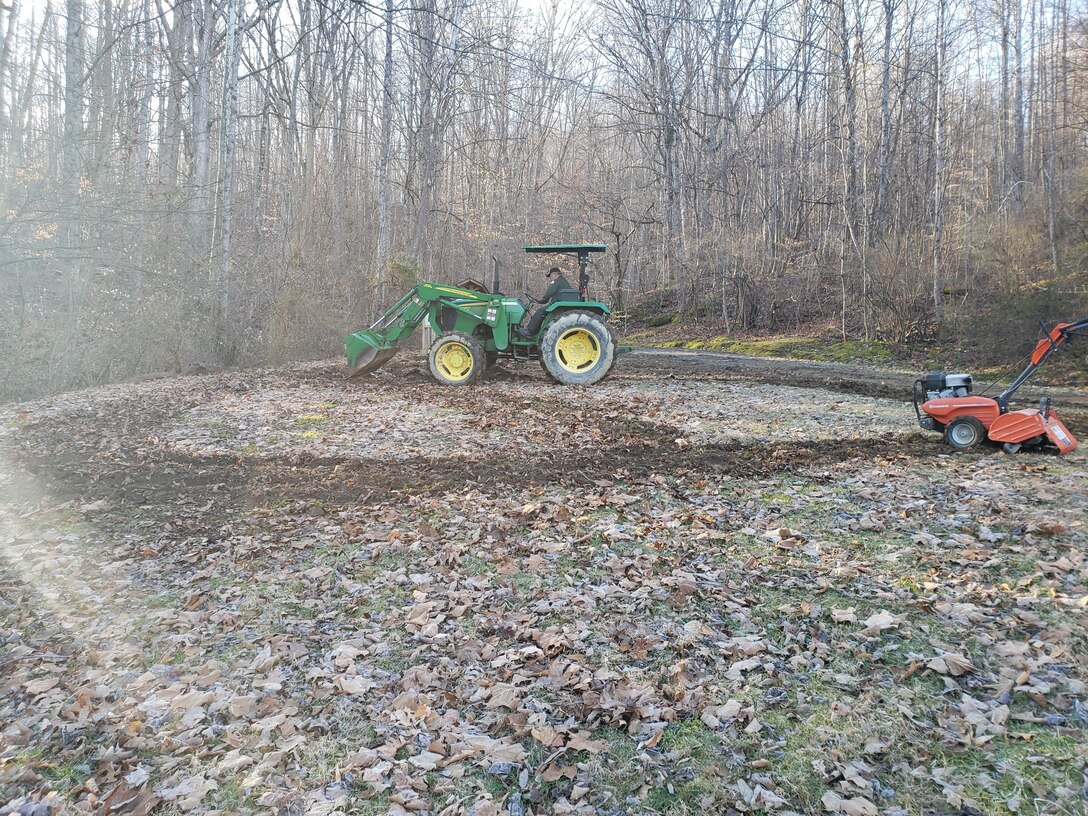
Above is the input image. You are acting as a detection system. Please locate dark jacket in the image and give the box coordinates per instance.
[541,274,573,303]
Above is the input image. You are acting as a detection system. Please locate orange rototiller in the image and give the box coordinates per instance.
[914,318,1087,453]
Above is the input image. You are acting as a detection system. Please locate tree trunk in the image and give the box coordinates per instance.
[0,1,18,154]
[376,0,394,307]
[872,0,896,244]
[1011,0,1025,216]
[932,0,945,328]
[134,0,154,296]
[62,0,84,296]
[6,5,50,179]
[189,0,215,264]
[216,0,240,361]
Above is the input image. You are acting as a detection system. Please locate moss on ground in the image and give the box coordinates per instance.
[638,336,896,365]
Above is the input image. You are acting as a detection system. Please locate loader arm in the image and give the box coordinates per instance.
[346,287,425,377]
[346,283,507,377]
[996,316,1088,407]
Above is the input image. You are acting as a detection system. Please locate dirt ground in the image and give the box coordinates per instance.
[1,349,1086,816]
[628,349,1088,435]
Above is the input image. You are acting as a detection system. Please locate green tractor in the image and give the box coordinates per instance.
[346,244,617,386]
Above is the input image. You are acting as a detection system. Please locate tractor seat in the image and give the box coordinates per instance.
[555,287,583,302]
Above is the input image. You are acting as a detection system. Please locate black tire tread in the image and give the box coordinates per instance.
[539,311,615,386]
[944,416,985,451]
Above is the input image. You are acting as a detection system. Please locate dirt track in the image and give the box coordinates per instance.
[626,347,912,400]
[3,352,921,514]
[627,346,1088,405]
[4,348,1087,514]
[626,347,1088,434]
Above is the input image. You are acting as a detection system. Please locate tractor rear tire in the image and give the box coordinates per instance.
[429,332,486,386]
[944,416,985,451]
[538,354,559,383]
[539,311,615,386]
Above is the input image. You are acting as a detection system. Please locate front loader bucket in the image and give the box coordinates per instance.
[346,330,398,378]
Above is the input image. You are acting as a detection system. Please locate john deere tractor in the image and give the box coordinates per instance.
[346,244,616,386]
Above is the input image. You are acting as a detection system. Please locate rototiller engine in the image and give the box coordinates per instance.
[914,317,1088,453]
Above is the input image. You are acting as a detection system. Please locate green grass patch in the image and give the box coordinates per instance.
[341,794,395,814]
[931,725,1085,815]
[145,592,181,609]
[215,778,256,814]
[506,572,539,596]
[374,652,416,673]
[350,584,413,617]
[643,336,896,365]
[38,757,93,797]
[280,601,317,619]
[459,554,492,576]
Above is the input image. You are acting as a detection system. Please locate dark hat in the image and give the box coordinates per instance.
[546,266,561,277]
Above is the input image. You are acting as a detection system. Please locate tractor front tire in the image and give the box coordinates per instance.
[429,332,486,386]
[944,416,985,451]
[539,311,615,386]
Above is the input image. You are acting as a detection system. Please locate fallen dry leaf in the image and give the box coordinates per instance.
[859,610,905,635]
[927,652,976,676]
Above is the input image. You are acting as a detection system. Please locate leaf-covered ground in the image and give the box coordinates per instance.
[1,353,1086,816]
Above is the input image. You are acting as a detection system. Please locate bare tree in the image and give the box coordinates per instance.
[1,0,1085,401]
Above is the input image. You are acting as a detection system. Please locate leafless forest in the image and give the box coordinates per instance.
[1,0,1086,401]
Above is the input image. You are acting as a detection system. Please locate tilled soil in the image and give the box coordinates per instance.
[4,348,1085,533]
[4,352,928,517]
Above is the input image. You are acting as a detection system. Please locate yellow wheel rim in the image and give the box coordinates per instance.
[435,341,474,381]
[556,328,600,373]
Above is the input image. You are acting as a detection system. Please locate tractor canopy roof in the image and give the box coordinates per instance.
[524,244,607,254]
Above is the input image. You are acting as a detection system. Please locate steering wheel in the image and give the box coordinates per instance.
[521,291,542,305]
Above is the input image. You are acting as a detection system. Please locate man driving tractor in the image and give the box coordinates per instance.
[518,266,572,338]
